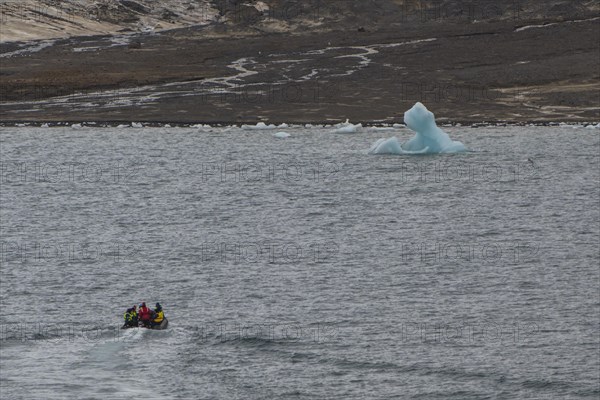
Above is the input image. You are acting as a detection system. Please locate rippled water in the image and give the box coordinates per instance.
[1,125,598,399]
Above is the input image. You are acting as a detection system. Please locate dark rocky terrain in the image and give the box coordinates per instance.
[0,0,598,123]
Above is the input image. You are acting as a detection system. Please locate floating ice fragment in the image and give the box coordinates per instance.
[41,123,49,128]
[71,123,82,129]
[278,123,289,128]
[369,102,467,155]
[131,122,143,128]
[334,119,363,133]
[242,122,277,130]
[274,131,290,138]
[117,124,129,128]
[335,125,361,133]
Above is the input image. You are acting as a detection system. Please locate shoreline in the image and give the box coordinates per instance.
[2,121,598,128]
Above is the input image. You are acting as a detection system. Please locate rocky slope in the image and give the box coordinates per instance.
[0,0,218,41]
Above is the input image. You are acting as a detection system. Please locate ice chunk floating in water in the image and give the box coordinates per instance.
[369,102,467,154]
[242,122,277,130]
[334,119,363,134]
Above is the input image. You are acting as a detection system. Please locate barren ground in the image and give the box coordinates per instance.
[1,1,598,123]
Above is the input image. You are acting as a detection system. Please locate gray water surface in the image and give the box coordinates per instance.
[1,125,598,399]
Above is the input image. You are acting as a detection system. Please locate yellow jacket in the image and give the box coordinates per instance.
[153,310,164,323]
[124,310,137,322]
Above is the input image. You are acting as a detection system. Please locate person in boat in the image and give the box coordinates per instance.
[151,303,165,327]
[130,305,138,326]
[138,302,152,327]
[123,307,138,328]
[123,308,131,326]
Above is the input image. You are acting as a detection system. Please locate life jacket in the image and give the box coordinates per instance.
[153,310,164,323]
[124,311,131,322]
[139,306,151,320]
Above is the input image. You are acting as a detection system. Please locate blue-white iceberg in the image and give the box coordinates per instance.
[369,102,467,154]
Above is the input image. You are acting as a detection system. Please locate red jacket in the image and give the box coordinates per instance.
[138,306,151,321]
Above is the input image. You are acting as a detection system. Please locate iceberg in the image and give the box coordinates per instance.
[242,122,277,130]
[274,131,290,138]
[334,119,363,134]
[369,102,467,154]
